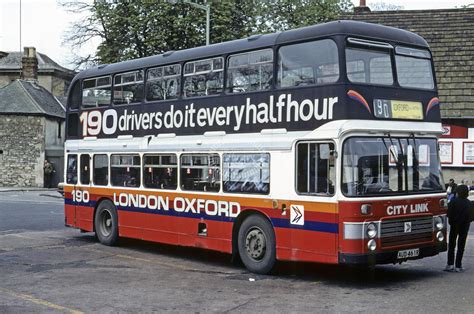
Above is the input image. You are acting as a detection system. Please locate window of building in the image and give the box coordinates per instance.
[82,76,112,108]
[143,154,178,190]
[346,48,393,85]
[278,40,339,87]
[180,154,220,192]
[66,154,78,184]
[93,154,109,186]
[223,153,270,194]
[80,154,90,185]
[296,142,335,195]
[113,71,144,105]
[183,57,223,97]
[227,49,273,93]
[147,64,181,101]
[110,155,141,187]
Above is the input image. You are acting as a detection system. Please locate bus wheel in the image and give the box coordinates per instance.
[94,200,119,246]
[238,215,276,274]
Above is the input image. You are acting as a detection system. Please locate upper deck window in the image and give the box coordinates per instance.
[183,57,223,97]
[147,64,181,101]
[113,71,144,105]
[346,48,393,85]
[395,47,434,90]
[278,39,339,88]
[68,81,81,110]
[227,49,273,93]
[82,76,112,108]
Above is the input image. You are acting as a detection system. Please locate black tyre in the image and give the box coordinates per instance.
[94,200,119,246]
[238,215,276,274]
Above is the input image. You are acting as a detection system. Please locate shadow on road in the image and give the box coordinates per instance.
[71,232,442,288]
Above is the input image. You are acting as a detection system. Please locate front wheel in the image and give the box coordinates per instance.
[94,200,119,246]
[238,215,276,274]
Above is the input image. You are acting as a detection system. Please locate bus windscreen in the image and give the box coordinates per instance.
[342,137,444,196]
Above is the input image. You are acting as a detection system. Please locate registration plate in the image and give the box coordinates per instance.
[397,248,420,259]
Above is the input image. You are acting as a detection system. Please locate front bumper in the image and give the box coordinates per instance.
[339,242,447,265]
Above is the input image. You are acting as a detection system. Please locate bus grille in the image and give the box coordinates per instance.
[380,216,433,247]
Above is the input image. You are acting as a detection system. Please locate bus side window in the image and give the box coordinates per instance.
[143,154,177,190]
[183,57,223,98]
[80,154,90,185]
[114,71,144,105]
[278,39,339,88]
[147,64,181,101]
[180,154,220,192]
[66,154,78,185]
[227,49,273,93]
[223,153,270,194]
[296,142,335,195]
[110,155,141,188]
[82,76,111,108]
[93,154,109,186]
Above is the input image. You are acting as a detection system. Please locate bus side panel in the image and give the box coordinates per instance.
[178,218,233,253]
[289,203,338,263]
[75,204,94,232]
[64,189,76,226]
[116,209,233,253]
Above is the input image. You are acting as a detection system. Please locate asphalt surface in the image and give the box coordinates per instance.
[0,190,473,313]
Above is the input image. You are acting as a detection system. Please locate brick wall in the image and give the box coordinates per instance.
[0,115,45,187]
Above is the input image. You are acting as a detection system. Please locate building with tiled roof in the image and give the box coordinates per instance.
[0,47,75,97]
[342,3,474,182]
[0,80,65,188]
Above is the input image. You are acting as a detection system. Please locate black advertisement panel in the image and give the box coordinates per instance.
[68,85,440,139]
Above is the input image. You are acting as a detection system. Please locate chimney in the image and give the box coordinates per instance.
[354,0,371,14]
[21,47,38,80]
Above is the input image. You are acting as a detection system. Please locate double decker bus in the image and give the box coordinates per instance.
[64,20,447,274]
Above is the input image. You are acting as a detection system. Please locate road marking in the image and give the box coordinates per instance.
[0,287,84,314]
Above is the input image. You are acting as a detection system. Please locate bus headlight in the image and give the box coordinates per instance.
[366,223,377,239]
[436,231,444,242]
[367,239,377,251]
[434,216,444,230]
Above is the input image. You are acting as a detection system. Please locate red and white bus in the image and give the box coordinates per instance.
[64,20,447,274]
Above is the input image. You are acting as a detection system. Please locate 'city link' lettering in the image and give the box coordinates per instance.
[386,203,429,216]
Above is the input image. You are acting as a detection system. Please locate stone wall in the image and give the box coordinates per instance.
[0,115,45,187]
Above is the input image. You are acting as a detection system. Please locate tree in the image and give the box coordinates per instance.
[62,0,353,69]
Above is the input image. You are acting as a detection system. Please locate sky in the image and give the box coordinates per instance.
[0,0,473,69]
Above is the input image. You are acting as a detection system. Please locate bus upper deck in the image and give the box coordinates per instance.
[66,20,440,140]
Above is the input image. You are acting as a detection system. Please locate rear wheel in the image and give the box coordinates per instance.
[94,200,118,246]
[238,215,276,274]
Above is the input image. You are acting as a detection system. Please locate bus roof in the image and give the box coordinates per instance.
[74,20,429,82]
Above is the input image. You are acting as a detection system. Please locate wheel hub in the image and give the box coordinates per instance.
[245,228,266,261]
[100,210,112,236]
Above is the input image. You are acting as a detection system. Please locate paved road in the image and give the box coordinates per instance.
[1,191,473,313]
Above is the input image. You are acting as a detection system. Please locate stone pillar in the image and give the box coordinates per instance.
[21,47,38,80]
